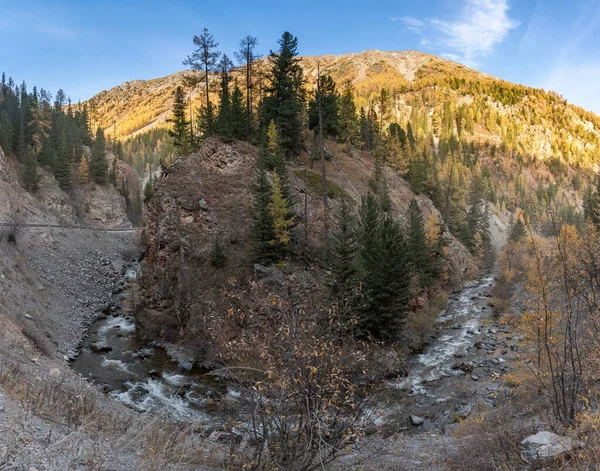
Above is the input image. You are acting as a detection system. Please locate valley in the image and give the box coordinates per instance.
[1,22,600,470]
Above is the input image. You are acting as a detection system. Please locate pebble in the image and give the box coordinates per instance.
[471,374,480,381]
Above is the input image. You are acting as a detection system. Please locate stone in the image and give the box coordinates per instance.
[89,342,112,353]
[254,264,285,286]
[471,374,479,381]
[521,431,574,462]
[177,359,194,372]
[148,370,162,379]
[409,415,425,426]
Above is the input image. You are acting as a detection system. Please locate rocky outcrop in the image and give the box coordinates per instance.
[521,431,575,462]
[73,183,131,228]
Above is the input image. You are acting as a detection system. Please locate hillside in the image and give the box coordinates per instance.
[86,49,600,170]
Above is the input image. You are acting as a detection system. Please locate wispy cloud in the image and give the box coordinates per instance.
[38,25,77,40]
[390,16,425,33]
[392,0,519,66]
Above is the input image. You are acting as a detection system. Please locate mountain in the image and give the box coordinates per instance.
[86,49,600,169]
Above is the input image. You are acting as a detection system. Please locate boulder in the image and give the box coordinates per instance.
[254,264,285,286]
[89,342,113,353]
[521,431,574,462]
[409,415,425,426]
[177,359,194,372]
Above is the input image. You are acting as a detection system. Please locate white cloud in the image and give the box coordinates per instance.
[420,39,431,46]
[390,16,425,33]
[393,0,519,66]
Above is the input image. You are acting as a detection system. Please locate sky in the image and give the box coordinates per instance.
[1,0,599,113]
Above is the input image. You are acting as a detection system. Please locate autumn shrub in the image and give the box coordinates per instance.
[202,279,378,471]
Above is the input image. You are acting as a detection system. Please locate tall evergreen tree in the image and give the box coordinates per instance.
[329,198,358,299]
[338,82,360,146]
[167,86,191,155]
[235,35,260,137]
[90,127,108,184]
[308,74,339,138]
[184,28,221,138]
[215,55,234,140]
[406,198,429,285]
[251,163,277,264]
[260,32,304,155]
[355,193,410,340]
[230,85,250,140]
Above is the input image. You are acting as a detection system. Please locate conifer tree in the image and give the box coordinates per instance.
[308,74,339,138]
[260,32,304,155]
[210,234,227,267]
[355,193,410,339]
[251,163,277,264]
[369,157,391,212]
[78,155,89,183]
[329,198,358,298]
[90,127,108,184]
[230,85,249,141]
[406,198,429,285]
[184,28,221,137]
[215,55,234,140]
[508,216,527,243]
[54,129,72,190]
[167,86,191,155]
[144,174,154,202]
[235,35,260,137]
[338,82,360,146]
[269,170,293,256]
[23,146,38,191]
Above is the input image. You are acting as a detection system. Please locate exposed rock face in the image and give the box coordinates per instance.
[521,431,574,462]
[73,183,131,228]
[35,169,76,221]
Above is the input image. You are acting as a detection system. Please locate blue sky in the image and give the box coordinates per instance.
[1,0,599,113]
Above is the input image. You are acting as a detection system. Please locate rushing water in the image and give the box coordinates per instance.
[71,266,225,421]
[73,264,496,425]
[392,273,496,405]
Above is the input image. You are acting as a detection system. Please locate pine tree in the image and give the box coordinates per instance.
[406,198,429,285]
[355,193,410,339]
[308,74,339,138]
[369,157,391,212]
[269,170,293,257]
[144,174,154,202]
[90,127,108,184]
[23,146,38,191]
[54,129,72,190]
[338,82,360,146]
[508,216,527,243]
[235,35,260,138]
[167,86,191,155]
[78,155,89,183]
[184,28,221,138]
[464,174,491,255]
[210,234,227,267]
[329,198,358,298]
[230,85,249,140]
[251,163,277,264]
[265,121,292,206]
[216,55,234,140]
[260,32,304,155]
